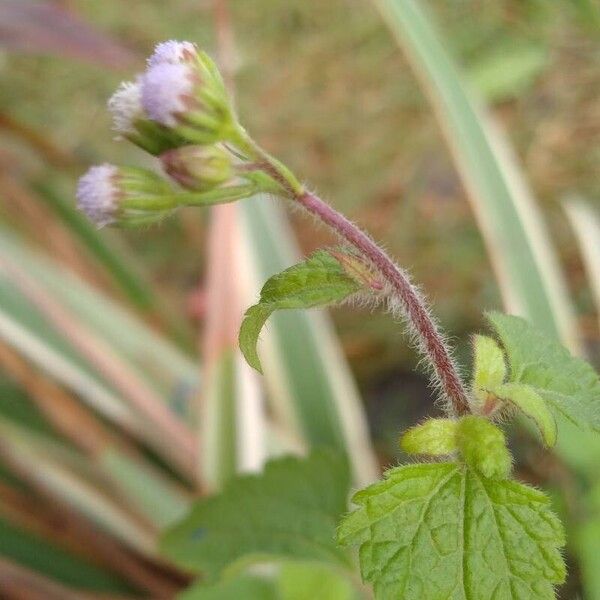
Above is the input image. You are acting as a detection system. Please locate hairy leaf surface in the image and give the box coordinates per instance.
[161,451,351,579]
[338,463,565,599]
[487,312,600,432]
[239,250,361,372]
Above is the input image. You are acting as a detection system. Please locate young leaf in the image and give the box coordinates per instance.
[400,418,458,456]
[338,463,565,599]
[456,416,511,479]
[496,383,557,447]
[472,334,506,404]
[160,451,351,578]
[487,312,600,432]
[239,250,361,372]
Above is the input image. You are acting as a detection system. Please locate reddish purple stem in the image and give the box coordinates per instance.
[296,190,470,416]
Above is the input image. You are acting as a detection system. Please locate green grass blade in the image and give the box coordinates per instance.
[0,284,195,478]
[0,303,141,436]
[99,449,190,529]
[373,0,580,354]
[32,180,192,345]
[0,375,190,532]
[33,180,156,311]
[0,522,134,595]
[199,204,266,491]
[0,417,157,555]
[201,348,238,490]
[239,197,378,486]
[0,226,198,420]
[564,198,600,327]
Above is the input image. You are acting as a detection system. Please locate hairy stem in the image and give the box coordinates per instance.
[296,190,470,416]
[236,132,470,415]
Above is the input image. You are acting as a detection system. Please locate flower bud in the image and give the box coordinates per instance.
[77,164,176,228]
[141,42,233,144]
[160,145,233,190]
[147,40,198,67]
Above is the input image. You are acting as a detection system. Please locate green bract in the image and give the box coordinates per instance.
[456,415,512,479]
[487,312,600,433]
[401,416,511,479]
[239,250,362,372]
[337,463,566,600]
[400,418,458,456]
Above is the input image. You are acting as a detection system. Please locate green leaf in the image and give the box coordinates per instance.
[180,562,358,600]
[337,463,565,599]
[161,451,351,579]
[456,416,511,479]
[278,561,358,600]
[472,335,506,405]
[400,418,458,456]
[179,575,277,600]
[495,383,557,447]
[487,312,600,432]
[239,250,361,372]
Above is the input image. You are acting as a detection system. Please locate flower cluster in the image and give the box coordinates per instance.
[77,41,277,228]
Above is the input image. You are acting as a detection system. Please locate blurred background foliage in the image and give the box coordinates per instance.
[0,0,598,597]
[5,0,599,366]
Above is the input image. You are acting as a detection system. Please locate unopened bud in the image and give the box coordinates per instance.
[77,164,176,228]
[160,145,233,191]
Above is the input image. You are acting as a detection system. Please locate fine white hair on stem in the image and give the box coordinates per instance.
[288,189,470,415]
[76,164,119,228]
[108,78,143,135]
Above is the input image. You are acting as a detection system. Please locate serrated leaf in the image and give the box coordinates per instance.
[239,250,361,372]
[487,312,600,432]
[472,335,506,404]
[496,383,557,447]
[400,418,458,456]
[338,463,565,599]
[456,416,511,479]
[161,451,351,579]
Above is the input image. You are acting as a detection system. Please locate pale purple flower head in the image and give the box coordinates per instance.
[141,62,195,127]
[148,40,197,68]
[76,164,119,227]
[107,78,143,135]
